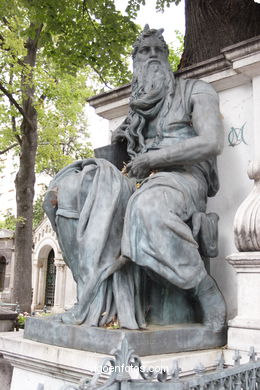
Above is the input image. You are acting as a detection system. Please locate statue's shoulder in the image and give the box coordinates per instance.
[173,76,218,114]
[176,76,218,98]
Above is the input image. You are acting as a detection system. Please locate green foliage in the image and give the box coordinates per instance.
[0,192,51,230]
[0,0,140,175]
[0,210,17,230]
[126,0,181,17]
[0,0,140,85]
[17,312,30,327]
[0,210,27,230]
[35,68,94,175]
[32,191,46,228]
[168,30,184,71]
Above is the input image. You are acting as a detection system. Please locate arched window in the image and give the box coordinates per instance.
[44,249,56,307]
[0,256,7,292]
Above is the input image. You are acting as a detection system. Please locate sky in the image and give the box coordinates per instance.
[115,0,185,43]
[88,0,186,149]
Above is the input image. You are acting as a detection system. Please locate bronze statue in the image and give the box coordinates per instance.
[44,25,226,333]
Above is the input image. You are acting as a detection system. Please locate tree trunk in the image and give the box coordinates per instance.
[179,0,260,68]
[11,29,41,313]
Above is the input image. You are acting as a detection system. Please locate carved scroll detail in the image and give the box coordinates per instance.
[234,161,260,251]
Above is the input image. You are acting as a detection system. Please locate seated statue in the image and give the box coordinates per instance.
[44,25,226,332]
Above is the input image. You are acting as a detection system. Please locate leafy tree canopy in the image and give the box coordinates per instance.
[0,0,139,84]
[0,0,141,173]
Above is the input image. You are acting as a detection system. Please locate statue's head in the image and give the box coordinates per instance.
[132,25,169,63]
[131,25,173,97]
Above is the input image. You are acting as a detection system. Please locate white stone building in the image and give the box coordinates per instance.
[31,217,77,312]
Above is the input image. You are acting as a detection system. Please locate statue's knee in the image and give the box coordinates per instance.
[133,187,162,215]
[191,212,219,258]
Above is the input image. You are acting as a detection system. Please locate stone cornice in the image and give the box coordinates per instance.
[176,55,232,79]
[88,83,131,108]
[221,35,260,62]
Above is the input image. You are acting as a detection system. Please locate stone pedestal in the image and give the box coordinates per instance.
[227,252,260,352]
[0,308,17,332]
[24,316,226,356]
[0,331,224,390]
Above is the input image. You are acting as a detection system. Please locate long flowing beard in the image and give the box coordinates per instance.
[142,61,166,93]
[132,59,173,99]
[118,59,175,158]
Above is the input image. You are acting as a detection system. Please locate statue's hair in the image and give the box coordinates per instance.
[132,24,169,59]
[113,25,173,158]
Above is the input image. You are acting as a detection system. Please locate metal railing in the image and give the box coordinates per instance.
[61,338,260,390]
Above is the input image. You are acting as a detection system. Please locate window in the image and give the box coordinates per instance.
[44,250,56,307]
[0,256,7,292]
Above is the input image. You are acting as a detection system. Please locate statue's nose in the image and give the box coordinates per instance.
[150,47,157,57]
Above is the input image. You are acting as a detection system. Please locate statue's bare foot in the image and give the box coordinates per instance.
[46,311,78,324]
[48,304,81,325]
[195,274,226,333]
[48,313,63,322]
[60,305,84,325]
[203,313,226,333]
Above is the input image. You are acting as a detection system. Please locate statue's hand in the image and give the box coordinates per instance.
[111,123,128,144]
[126,155,151,179]
[111,129,123,144]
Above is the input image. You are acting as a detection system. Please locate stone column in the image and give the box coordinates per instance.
[227,74,260,352]
[52,259,66,313]
[31,261,40,312]
[37,261,47,308]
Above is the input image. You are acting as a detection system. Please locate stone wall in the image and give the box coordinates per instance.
[0,229,14,303]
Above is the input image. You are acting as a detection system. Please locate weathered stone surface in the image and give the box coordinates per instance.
[227,252,260,353]
[0,354,13,390]
[0,308,17,332]
[24,317,226,356]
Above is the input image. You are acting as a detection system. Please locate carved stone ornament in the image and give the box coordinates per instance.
[234,161,260,251]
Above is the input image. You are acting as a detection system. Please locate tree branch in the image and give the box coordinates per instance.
[92,66,112,89]
[80,4,111,88]
[8,68,22,146]
[11,115,22,146]
[0,82,34,128]
[0,143,18,155]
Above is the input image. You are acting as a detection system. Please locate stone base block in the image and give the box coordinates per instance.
[0,309,17,332]
[24,317,227,356]
[0,331,224,390]
[0,320,15,333]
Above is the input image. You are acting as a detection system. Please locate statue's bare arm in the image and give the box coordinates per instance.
[126,92,224,179]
